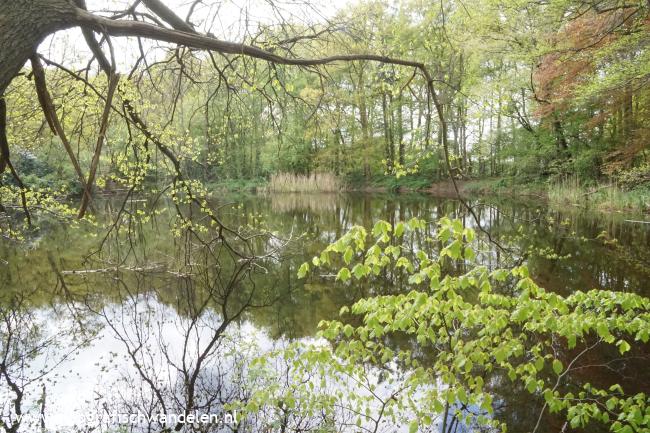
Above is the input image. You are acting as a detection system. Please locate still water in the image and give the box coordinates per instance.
[0,192,649,433]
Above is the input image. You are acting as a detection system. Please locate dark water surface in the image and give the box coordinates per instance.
[1,192,649,432]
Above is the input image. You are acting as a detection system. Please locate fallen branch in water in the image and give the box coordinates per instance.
[624,219,650,224]
[62,264,165,275]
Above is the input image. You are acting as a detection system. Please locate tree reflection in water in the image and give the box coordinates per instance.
[0,193,648,432]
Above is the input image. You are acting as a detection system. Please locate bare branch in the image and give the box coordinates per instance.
[141,0,195,33]
[78,72,120,218]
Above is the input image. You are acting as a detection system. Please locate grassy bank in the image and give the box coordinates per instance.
[208,174,649,215]
[463,177,650,214]
[345,171,436,192]
[547,178,650,214]
[461,177,546,197]
[207,178,267,193]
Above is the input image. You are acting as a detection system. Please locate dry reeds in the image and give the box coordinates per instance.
[265,172,341,193]
[547,176,649,213]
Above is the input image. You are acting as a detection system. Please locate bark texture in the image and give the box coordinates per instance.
[0,97,8,174]
[0,0,78,94]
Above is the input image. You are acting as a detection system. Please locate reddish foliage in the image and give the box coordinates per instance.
[533,8,646,119]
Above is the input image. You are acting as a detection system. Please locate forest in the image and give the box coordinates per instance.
[2,0,649,207]
[0,1,649,433]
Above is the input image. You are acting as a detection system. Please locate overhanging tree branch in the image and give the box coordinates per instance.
[74,9,434,77]
[70,3,508,250]
[2,1,505,253]
[30,55,92,200]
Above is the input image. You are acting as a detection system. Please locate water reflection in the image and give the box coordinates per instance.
[0,192,648,432]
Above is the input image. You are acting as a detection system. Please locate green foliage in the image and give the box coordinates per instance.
[0,183,86,241]
[615,163,650,190]
[280,217,650,432]
[206,177,267,193]
[2,0,649,236]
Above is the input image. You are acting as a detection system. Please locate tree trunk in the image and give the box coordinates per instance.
[623,90,633,140]
[0,97,8,174]
[461,103,468,173]
[382,92,394,171]
[397,92,404,166]
[0,0,79,95]
[495,93,502,176]
[0,0,79,174]
[552,113,568,152]
[357,68,370,178]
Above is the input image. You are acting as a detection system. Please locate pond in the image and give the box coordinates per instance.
[1,192,649,433]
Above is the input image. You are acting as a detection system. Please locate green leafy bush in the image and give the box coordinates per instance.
[277,217,650,433]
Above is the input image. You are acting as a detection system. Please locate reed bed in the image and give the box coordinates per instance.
[265,172,342,193]
[547,176,649,213]
[547,176,583,206]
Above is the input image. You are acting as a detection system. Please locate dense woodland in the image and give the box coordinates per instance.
[1,0,649,205]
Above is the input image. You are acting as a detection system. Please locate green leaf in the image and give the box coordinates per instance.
[552,359,563,375]
[409,420,418,433]
[526,377,537,393]
[343,246,354,265]
[457,387,467,403]
[596,321,611,340]
[372,220,391,237]
[337,267,351,282]
[445,240,462,260]
[491,269,508,281]
[352,263,368,279]
[494,347,507,363]
[297,262,309,278]
[567,335,577,349]
[319,250,330,265]
[570,415,581,428]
